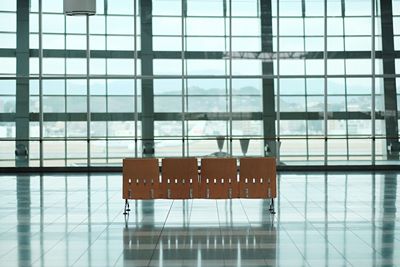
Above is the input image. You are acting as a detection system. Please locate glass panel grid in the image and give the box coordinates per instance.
[0,0,395,166]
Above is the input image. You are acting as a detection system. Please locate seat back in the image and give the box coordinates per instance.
[200,158,238,199]
[123,158,161,199]
[161,158,199,199]
[239,157,276,198]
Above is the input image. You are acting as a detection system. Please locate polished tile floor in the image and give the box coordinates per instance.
[0,172,399,267]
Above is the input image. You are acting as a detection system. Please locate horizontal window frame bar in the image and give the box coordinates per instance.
[3,74,399,79]
[0,111,385,122]
[0,49,390,59]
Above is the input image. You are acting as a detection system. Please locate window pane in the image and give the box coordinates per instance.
[91,96,106,112]
[66,16,86,34]
[188,97,227,112]
[67,97,87,112]
[232,79,261,95]
[232,60,262,76]
[43,34,64,49]
[43,80,65,95]
[280,60,304,76]
[43,96,65,112]
[154,96,182,112]
[188,0,223,16]
[154,60,182,75]
[42,0,63,13]
[0,33,16,48]
[347,78,371,94]
[232,37,260,51]
[154,79,181,95]
[67,80,86,95]
[186,18,224,36]
[187,60,226,75]
[108,79,135,95]
[67,122,87,137]
[280,78,305,95]
[153,0,181,15]
[153,17,181,36]
[43,58,65,75]
[305,1,324,16]
[43,14,65,33]
[232,18,260,36]
[345,0,371,16]
[66,35,86,50]
[305,18,324,36]
[307,96,324,112]
[0,80,16,95]
[280,18,303,36]
[108,96,134,112]
[44,122,65,138]
[280,96,306,112]
[0,13,16,31]
[280,120,307,135]
[345,18,371,35]
[232,0,258,16]
[108,0,134,15]
[346,59,372,75]
[107,59,136,75]
[0,0,16,11]
[154,37,181,51]
[66,59,86,75]
[305,37,324,51]
[0,58,16,74]
[188,79,226,95]
[328,18,343,35]
[345,37,371,51]
[0,97,15,113]
[107,16,135,35]
[186,37,225,51]
[155,121,182,137]
[280,37,304,51]
[279,1,302,16]
[232,96,261,112]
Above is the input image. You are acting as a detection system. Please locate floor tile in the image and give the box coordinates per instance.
[0,172,399,267]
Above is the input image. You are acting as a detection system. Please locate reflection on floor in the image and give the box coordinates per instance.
[0,172,399,267]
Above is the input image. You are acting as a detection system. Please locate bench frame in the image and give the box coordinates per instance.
[123,157,277,215]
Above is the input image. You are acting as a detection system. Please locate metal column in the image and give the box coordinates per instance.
[16,0,30,167]
[260,0,276,157]
[380,0,399,160]
[140,0,155,157]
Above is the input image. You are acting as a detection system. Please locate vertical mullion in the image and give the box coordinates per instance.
[371,0,376,164]
[302,0,309,161]
[229,0,233,156]
[105,1,109,162]
[341,2,350,161]
[324,0,328,165]
[39,0,43,167]
[86,15,91,166]
[184,19,189,157]
[223,0,229,156]
[134,0,138,157]
[181,0,185,157]
[276,0,281,162]
[64,16,67,166]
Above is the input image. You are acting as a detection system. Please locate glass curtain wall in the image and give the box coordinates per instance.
[28,0,141,167]
[0,0,17,167]
[0,0,398,167]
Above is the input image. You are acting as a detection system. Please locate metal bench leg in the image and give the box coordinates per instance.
[123,199,131,215]
[269,198,276,214]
